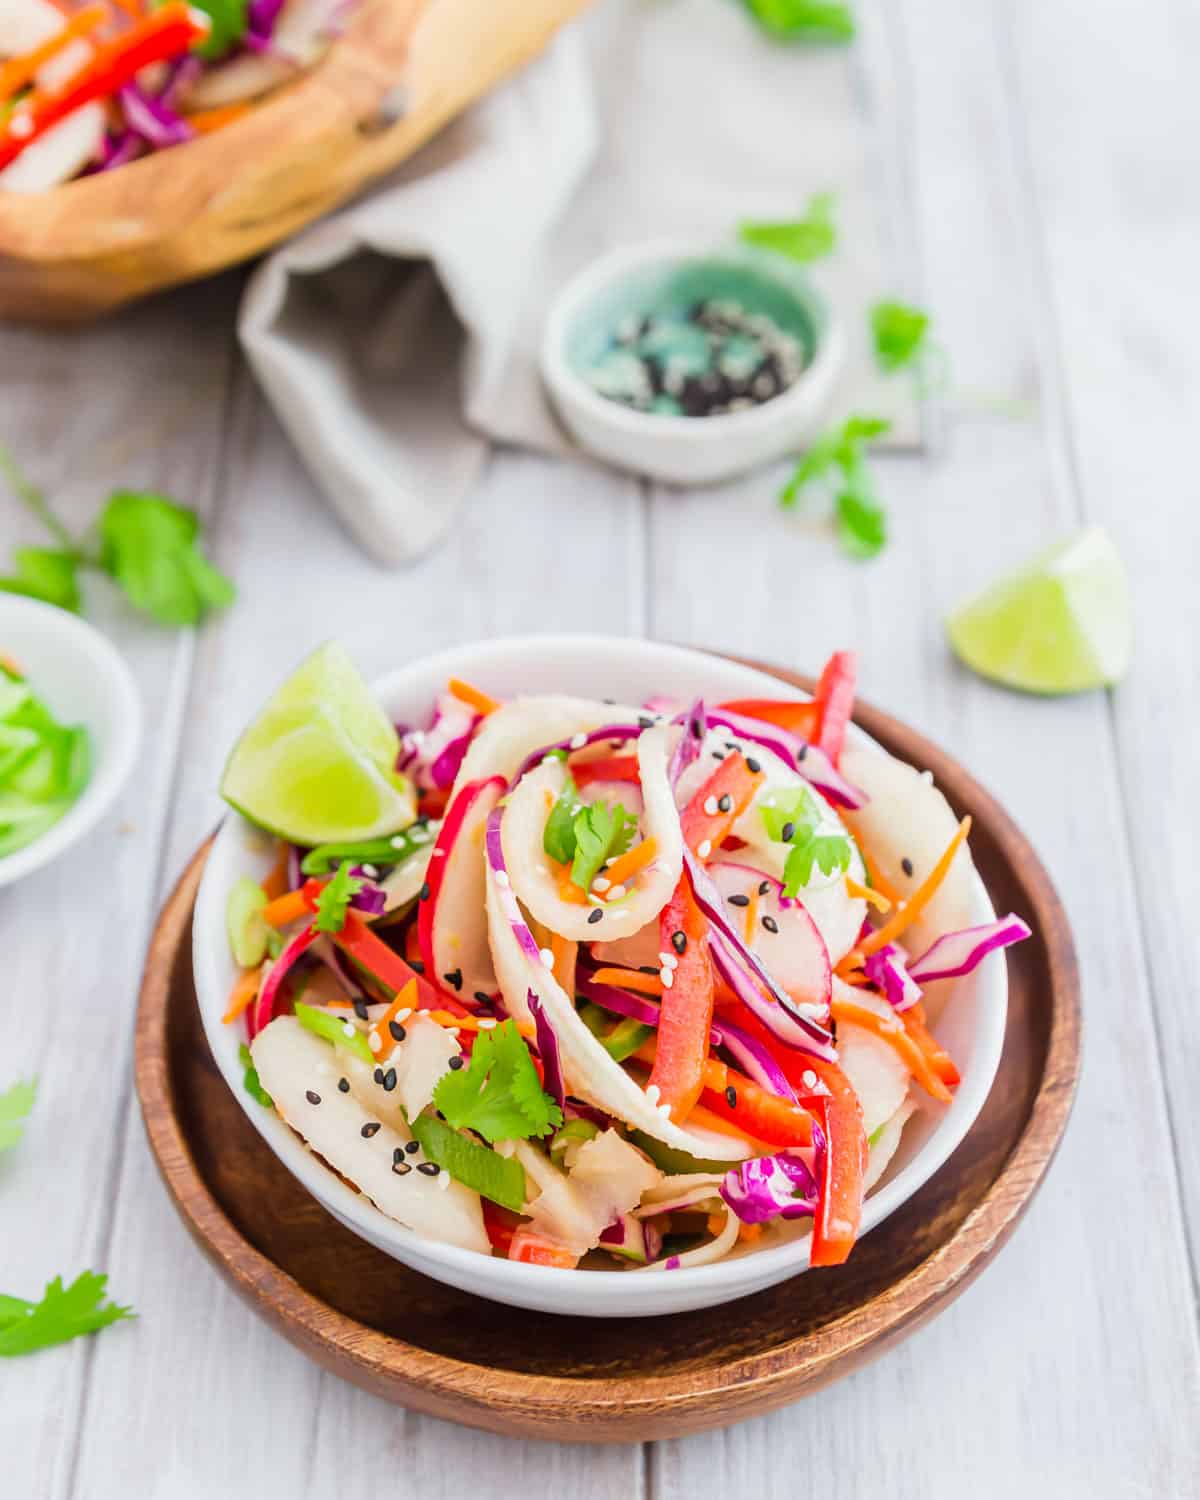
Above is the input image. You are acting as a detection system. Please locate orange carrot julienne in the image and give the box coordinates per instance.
[632,1035,728,1095]
[743,885,760,944]
[550,930,574,990]
[0,3,108,103]
[590,966,663,996]
[262,888,310,929]
[553,861,589,905]
[858,817,972,957]
[846,876,890,914]
[447,677,499,716]
[369,978,419,1059]
[601,836,658,889]
[223,965,262,1024]
[830,994,953,1102]
[427,1009,536,1041]
[858,845,900,904]
[261,847,290,901]
[183,101,253,134]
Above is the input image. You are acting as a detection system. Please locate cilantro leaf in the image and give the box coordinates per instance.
[742,0,855,43]
[542,772,581,865]
[0,1271,133,1357]
[783,832,852,894]
[0,1078,36,1152]
[189,0,248,59]
[0,548,81,613]
[870,300,930,373]
[570,799,635,893]
[778,413,892,559]
[740,193,836,264]
[313,861,364,934]
[238,1044,273,1109]
[836,488,888,559]
[759,787,820,845]
[98,492,235,628]
[432,1019,562,1143]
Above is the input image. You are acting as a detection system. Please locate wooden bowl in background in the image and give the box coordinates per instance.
[0,0,589,324]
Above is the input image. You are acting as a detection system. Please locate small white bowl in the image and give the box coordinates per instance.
[541,240,844,486]
[194,636,1006,1318]
[0,595,141,886]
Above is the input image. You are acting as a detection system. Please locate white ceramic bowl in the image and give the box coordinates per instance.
[194,636,1007,1318]
[0,595,141,887]
[540,240,845,486]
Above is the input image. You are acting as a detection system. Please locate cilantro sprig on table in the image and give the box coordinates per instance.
[740,192,837,264]
[432,1020,562,1144]
[870,299,947,394]
[0,445,234,628]
[0,1077,134,1357]
[760,788,852,895]
[542,775,636,893]
[779,414,892,560]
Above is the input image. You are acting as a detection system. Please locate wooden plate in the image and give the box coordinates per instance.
[134,657,1081,1442]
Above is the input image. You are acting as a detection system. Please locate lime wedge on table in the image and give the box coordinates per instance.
[946,527,1131,695]
[220,643,415,844]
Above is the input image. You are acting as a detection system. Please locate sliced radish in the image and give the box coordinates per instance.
[418,776,504,1002]
[708,860,831,1014]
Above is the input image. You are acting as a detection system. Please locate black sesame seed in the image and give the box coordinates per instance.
[443,968,463,992]
[417,1161,440,1176]
[727,893,750,908]
[353,998,369,1021]
[797,744,808,762]
[419,880,431,901]
[393,1146,405,1164]
[711,749,726,761]
[671,931,687,955]
[389,1020,407,1042]
[474,991,492,1004]
[781,821,796,842]
[690,717,703,740]
[639,964,660,975]
[717,794,733,813]
[337,1077,350,1093]
[373,1067,385,1085]
[382,1067,397,1092]
[409,958,425,974]
[746,757,761,773]
[901,857,914,878]
[448,1055,465,1071]
[762,915,780,934]
[305,1090,321,1105]
[587,908,604,925]
[392,1160,412,1176]
[405,1139,420,1154]
[638,715,655,729]
[361,1122,381,1138]
[725,1085,738,1108]
[758,880,771,896]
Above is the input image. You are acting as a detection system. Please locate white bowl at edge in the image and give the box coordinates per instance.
[0,594,141,887]
[194,635,1007,1318]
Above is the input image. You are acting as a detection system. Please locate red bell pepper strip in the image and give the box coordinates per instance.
[571,755,642,789]
[330,910,468,1016]
[507,1228,579,1268]
[648,875,714,1119]
[719,698,820,742]
[799,1055,867,1266]
[247,923,318,1040]
[481,1200,522,1256]
[812,650,857,766]
[697,1071,815,1147]
[679,752,765,858]
[0,4,210,172]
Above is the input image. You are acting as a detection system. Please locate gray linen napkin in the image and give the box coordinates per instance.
[240,1,918,565]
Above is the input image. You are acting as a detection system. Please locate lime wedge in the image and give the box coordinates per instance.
[220,643,415,843]
[946,527,1131,694]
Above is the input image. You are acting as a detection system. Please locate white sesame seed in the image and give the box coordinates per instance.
[592,876,611,893]
[536,864,549,877]
[703,796,719,816]
[608,910,629,921]
[657,1103,672,1119]
[392,834,412,848]
[607,883,627,901]
[658,952,675,968]
[437,1170,451,1191]
[539,947,555,968]
[920,770,934,784]
[763,797,777,808]
[494,870,509,887]
[698,840,712,859]
[645,1083,661,1105]
[569,732,588,750]
[361,864,379,879]
[802,1070,818,1089]
[478,1018,498,1029]
[342,1022,357,1039]
[447,1027,460,1038]
[660,967,675,989]
[369,1032,383,1052]
[396,1008,413,1023]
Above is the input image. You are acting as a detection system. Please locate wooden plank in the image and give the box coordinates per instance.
[0,275,241,1500]
[1002,0,1200,1277]
[67,388,647,1497]
[650,0,1200,1492]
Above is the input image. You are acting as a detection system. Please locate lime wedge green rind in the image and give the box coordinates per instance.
[220,643,415,845]
[946,527,1131,696]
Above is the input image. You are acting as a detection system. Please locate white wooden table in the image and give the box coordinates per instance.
[3,1,1199,1493]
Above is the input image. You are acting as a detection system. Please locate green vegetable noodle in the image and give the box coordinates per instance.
[301,824,431,876]
[238,1043,274,1109]
[293,1002,375,1064]
[226,875,269,967]
[409,1113,529,1213]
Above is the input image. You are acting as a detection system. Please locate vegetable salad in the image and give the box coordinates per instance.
[0,0,347,193]
[223,652,1030,1271]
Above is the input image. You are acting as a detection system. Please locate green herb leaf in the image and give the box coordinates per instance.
[836,488,888,559]
[870,300,930,373]
[189,0,248,59]
[409,1112,529,1211]
[778,413,892,559]
[783,831,852,894]
[238,1043,274,1109]
[313,861,364,935]
[542,773,581,865]
[432,1019,562,1143]
[570,800,635,893]
[0,1078,36,1152]
[0,548,81,613]
[758,787,820,845]
[0,1272,133,1358]
[740,193,836,264]
[98,492,235,627]
[741,0,855,43]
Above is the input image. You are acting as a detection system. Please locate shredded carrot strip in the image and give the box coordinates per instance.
[737,1220,764,1243]
[447,677,499,716]
[0,3,108,104]
[858,817,972,957]
[222,965,262,1024]
[550,930,573,990]
[632,1035,728,1094]
[261,847,290,901]
[183,101,253,134]
[858,845,900,904]
[830,995,953,1102]
[369,978,419,1059]
[590,966,662,996]
[743,886,760,944]
[262,888,310,929]
[706,1212,726,1236]
[835,948,865,979]
[110,0,145,18]
[427,1009,536,1041]
[846,876,890,914]
[601,837,658,890]
[554,862,589,906]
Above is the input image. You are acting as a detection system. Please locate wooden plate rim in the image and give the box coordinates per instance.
[134,655,1081,1435]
